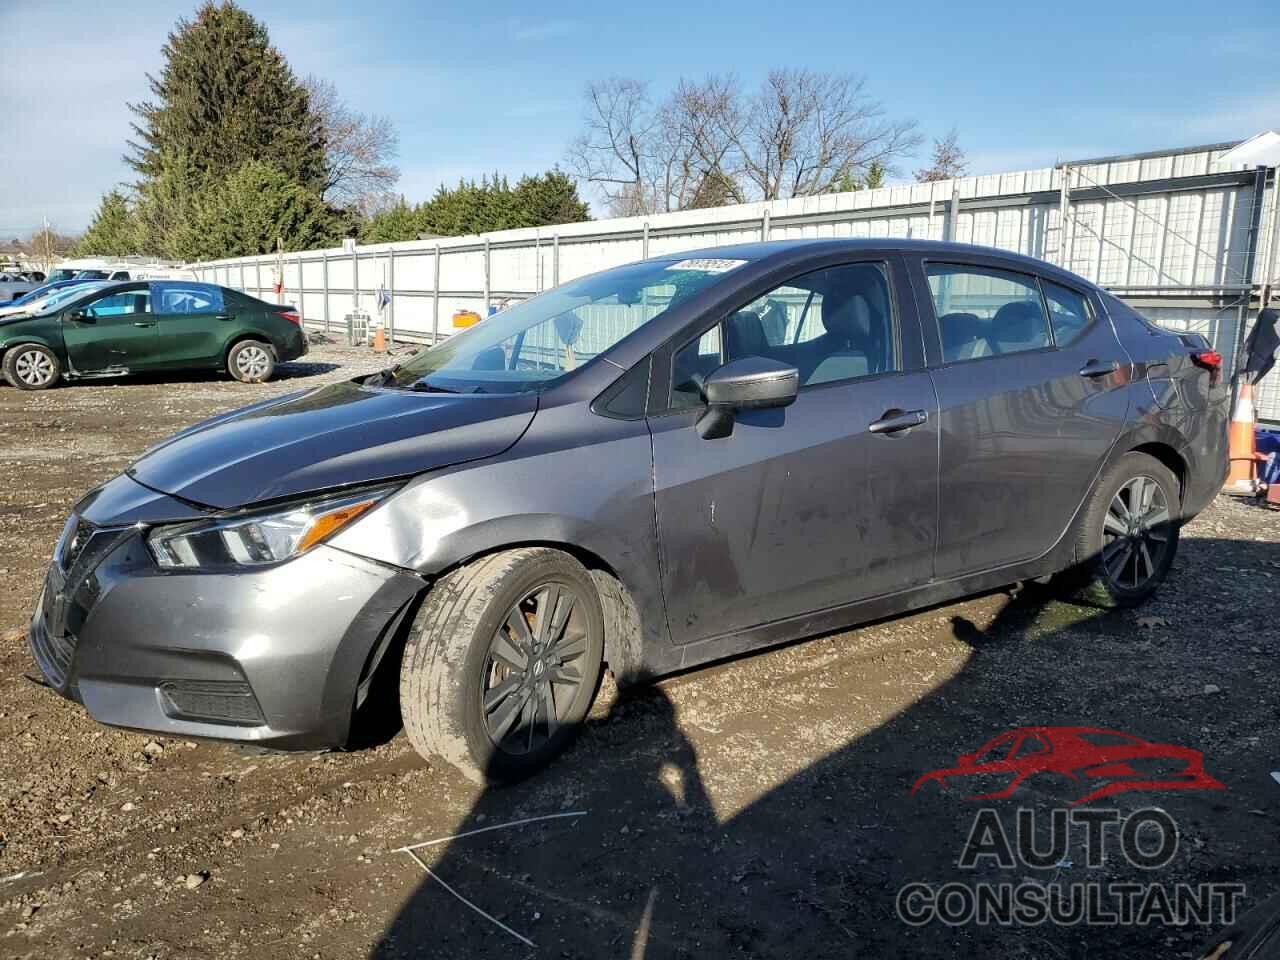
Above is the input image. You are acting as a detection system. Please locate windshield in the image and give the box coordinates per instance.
[386,256,750,394]
[47,269,78,282]
[7,288,41,306]
[75,270,111,280]
[29,281,111,314]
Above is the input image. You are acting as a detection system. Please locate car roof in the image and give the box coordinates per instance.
[656,238,1096,289]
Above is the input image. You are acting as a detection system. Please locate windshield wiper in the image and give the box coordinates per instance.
[362,365,400,387]
[410,379,461,394]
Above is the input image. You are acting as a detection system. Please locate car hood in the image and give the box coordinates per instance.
[128,380,539,509]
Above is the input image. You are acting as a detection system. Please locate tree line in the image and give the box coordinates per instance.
[73,1,966,262]
[76,2,591,260]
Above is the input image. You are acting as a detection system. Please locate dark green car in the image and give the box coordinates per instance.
[0,280,308,390]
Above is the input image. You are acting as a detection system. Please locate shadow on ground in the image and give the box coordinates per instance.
[368,532,1280,959]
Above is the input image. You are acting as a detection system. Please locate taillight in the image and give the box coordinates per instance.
[276,310,302,326]
[1191,350,1222,385]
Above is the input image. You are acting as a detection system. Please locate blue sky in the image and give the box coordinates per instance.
[1,0,1277,238]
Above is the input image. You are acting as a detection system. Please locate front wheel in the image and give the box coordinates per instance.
[3,344,61,390]
[1063,452,1181,608]
[399,548,605,784]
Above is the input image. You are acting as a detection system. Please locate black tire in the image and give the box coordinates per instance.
[1061,451,1181,608]
[399,547,605,784]
[2,343,61,390]
[227,339,276,383]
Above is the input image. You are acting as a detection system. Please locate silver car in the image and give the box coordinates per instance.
[28,240,1229,782]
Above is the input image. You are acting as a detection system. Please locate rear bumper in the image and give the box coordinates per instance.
[279,327,308,362]
[29,527,422,749]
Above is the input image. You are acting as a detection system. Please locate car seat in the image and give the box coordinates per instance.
[940,312,994,361]
[991,300,1050,354]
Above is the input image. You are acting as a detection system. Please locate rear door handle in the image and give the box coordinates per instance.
[868,409,928,434]
[215,314,233,321]
[1079,359,1118,378]
[133,321,156,327]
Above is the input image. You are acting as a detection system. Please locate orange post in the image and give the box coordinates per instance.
[373,326,386,353]
[1223,381,1267,496]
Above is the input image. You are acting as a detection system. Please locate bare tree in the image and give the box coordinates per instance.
[729,69,920,200]
[304,76,401,212]
[568,70,919,210]
[25,225,78,274]
[915,127,968,182]
[658,75,746,210]
[565,78,659,217]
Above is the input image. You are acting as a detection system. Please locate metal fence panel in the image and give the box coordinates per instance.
[191,143,1280,419]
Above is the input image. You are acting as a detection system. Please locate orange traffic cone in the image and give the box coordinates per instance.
[373,325,386,353]
[1223,380,1267,496]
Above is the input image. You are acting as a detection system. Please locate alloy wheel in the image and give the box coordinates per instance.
[481,581,590,756]
[236,344,272,379]
[1100,475,1171,591]
[14,348,55,387]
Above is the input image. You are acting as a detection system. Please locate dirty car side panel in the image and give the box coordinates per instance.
[328,396,668,677]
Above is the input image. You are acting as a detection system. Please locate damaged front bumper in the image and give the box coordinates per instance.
[28,476,423,749]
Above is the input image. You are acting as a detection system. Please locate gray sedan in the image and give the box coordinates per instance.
[28,239,1229,782]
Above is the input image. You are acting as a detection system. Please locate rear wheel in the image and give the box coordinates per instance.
[3,344,61,390]
[399,548,605,784]
[228,339,275,383]
[1063,452,1180,608]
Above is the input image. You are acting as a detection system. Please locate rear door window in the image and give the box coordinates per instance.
[153,282,224,315]
[1041,280,1092,345]
[926,264,1052,361]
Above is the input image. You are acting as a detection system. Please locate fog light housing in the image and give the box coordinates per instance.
[159,680,265,726]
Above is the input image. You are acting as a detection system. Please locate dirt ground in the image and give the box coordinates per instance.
[0,341,1277,959]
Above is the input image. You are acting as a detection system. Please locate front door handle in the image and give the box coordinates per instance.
[215,314,233,321]
[1079,359,1118,378]
[868,409,928,434]
[133,321,156,328]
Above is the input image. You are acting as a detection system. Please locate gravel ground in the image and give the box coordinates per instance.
[0,341,1277,959]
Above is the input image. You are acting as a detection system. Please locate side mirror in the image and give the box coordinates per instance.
[68,309,92,323]
[696,356,799,439]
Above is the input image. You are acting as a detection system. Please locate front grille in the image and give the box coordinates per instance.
[159,680,266,726]
[34,520,133,690]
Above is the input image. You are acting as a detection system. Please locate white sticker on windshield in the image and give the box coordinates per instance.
[665,258,748,274]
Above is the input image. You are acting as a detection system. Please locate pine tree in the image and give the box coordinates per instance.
[176,160,340,261]
[361,196,421,244]
[685,169,737,210]
[76,191,138,255]
[127,2,325,197]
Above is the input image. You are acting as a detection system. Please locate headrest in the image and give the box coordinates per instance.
[992,300,1043,344]
[725,309,768,359]
[940,312,984,347]
[822,293,873,342]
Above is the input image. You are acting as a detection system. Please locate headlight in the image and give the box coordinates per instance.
[147,487,395,569]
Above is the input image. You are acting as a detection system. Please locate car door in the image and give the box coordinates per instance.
[150,281,229,367]
[647,255,939,646]
[913,256,1130,578]
[61,285,159,373]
